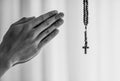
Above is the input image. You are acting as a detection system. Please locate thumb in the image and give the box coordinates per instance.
[14,17,35,25]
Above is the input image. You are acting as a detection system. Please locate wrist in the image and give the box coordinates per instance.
[0,44,10,69]
[0,43,17,68]
[0,52,10,78]
[0,53,10,69]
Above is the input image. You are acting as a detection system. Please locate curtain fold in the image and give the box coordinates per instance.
[42,0,68,81]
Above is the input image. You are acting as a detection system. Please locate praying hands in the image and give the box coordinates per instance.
[0,10,64,78]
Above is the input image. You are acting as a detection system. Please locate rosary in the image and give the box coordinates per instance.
[82,0,89,54]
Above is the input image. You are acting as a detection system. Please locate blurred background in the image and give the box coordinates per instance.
[0,0,120,81]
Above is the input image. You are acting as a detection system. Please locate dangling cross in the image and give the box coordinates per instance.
[82,30,89,54]
[82,0,89,54]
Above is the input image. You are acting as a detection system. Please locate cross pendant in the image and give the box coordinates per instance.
[82,42,89,54]
[82,31,89,54]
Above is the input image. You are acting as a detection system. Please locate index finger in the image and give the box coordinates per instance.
[29,10,58,28]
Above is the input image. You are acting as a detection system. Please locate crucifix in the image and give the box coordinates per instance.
[82,0,89,54]
[82,30,89,54]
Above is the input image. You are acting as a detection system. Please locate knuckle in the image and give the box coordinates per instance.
[45,29,50,34]
[10,26,19,31]
[10,23,17,27]
[21,24,29,32]
[21,17,26,20]
[43,38,49,43]
[26,30,35,40]
[23,17,26,19]
[23,30,34,38]
[24,22,32,27]
[11,24,15,27]
[23,23,31,30]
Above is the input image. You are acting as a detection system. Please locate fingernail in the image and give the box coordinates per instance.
[49,10,58,16]
[55,12,64,19]
[54,19,64,26]
[58,19,64,25]
[52,10,58,13]
[59,12,64,17]
[51,10,58,14]
[54,29,59,34]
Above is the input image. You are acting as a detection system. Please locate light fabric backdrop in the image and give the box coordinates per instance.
[0,0,120,81]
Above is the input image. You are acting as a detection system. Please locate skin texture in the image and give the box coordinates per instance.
[0,10,64,78]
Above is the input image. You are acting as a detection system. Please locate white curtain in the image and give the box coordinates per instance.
[1,0,120,81]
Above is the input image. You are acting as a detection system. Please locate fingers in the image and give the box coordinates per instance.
[29,10,58,28]
[38,29,59,48]
[33,12,64,39]
[35,18,64,41]
[21,11,64,48]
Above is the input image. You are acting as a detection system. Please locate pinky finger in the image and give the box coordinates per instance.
[38,29,59,49]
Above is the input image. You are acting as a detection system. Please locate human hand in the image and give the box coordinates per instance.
[0,10,64,67]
